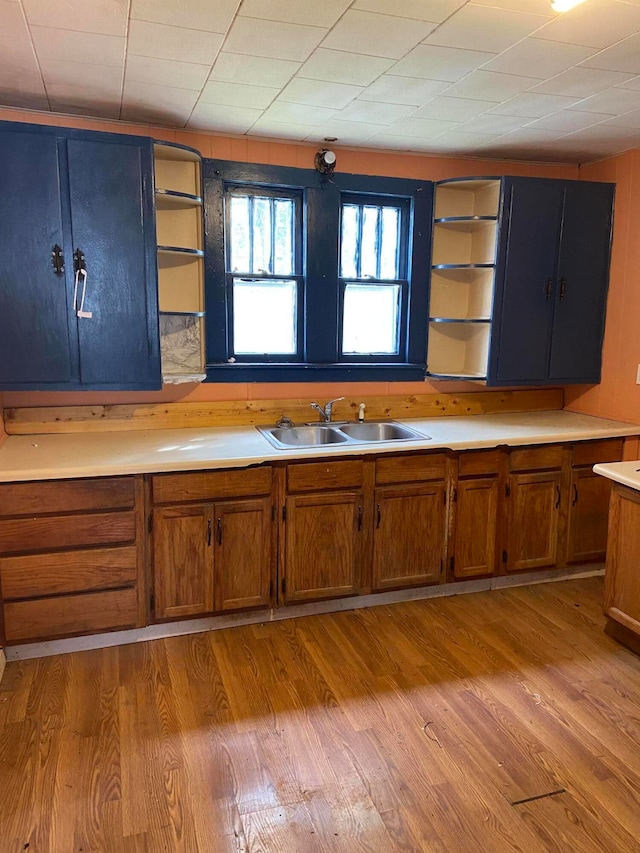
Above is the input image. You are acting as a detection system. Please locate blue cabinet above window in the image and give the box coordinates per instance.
[0,121,160,391]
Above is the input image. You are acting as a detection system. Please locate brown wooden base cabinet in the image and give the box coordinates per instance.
[450,450,501,580]
[604,483,640,646]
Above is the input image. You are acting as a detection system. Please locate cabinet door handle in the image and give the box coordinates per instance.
[572,483,578,506]
[376,503,381,529]
[559,276,566,301]
[545,277,552,301]
[555,484,561,509]
[51,244,64,275]
[217,517,222,545]
[207,518,212,547]
[357,505,363,531]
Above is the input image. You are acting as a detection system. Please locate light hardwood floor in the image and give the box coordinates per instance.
[2,577,640,852]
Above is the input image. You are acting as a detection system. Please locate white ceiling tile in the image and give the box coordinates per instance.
[443,70,542,101]
[31,26,125,66]
[209,53,300,88]
[123,80,199,111]
[40,59,122,89]
[188,102,262,132]
[320,10,436,59]
[491,127,566,145]
[352,0,466,23]
[199,80,279,109]
[364,133,414,149]
[472,0,560,14]
[47,83,121,116]
[458,113,525,133]
[482,38,594,78]
[261,100,338,125]
[121,103,193,125]
[279,78,363,109]
[0,53,45,94]
[527,110,612,131]
[0,36,40,74]
[126,55,210,91]
[535,0,640,49]
[598,110,640,129]
[0,0,31,40]
[412,96,496,120]
[385,116,460,138]
[432,130,502,148]
[617,75,640,92]
[390,45,496,83]
[358,75,450,105]
[127,20,223,64]
[569,87,640,115]
[561,123,640,144]
[337,99,416,124]
[248,118,318,139]
[0,88,49,110]
[424,6,551,53]
[223,17,326,62]
[304,119,389,144]
[23,0,128,36]
[489,92,577,117]
[532,67,637,97]
[298,49,394,86]
[239,0,351,28]
[131,0,241,34]
[580,33,640,74]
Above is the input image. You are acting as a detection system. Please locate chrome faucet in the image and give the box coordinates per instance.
[310,397,345,423]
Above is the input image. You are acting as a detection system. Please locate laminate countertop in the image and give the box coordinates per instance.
[594,460,640,490]
[0,410,637,483]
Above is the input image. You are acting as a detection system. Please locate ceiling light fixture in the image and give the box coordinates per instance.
[550,0,587,12]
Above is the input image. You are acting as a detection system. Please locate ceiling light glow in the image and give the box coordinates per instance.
[550,0,587,12]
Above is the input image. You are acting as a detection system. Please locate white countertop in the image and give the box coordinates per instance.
[0,410,637,483]
[594,460,640,490]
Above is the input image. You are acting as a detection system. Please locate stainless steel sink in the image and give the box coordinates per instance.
[257,420,430,449]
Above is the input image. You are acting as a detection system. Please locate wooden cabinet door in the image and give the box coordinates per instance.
[214,498,272,612]
[453,477,499,579]
[566,469,612,564]
[284,492,364,603]
[153,504,214,620]
[604,485,640,634]
[507,471,561,572]
[372,483,445,591]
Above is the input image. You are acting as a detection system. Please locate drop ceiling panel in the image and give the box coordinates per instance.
[4,0,640,164]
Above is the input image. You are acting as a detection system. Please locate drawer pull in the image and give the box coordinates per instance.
[217,517,223,546]
[555,484,561,509]
[207,518,212,546]
[572,484,578,506]
[357,505,363,531]
[376,503,381,529]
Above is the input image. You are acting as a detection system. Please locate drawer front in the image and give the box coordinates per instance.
[152,467,272,504]
[4,587,138,643]
[376,453,447,485]
[572,438,624,467]
[287,460,364,493]
[458,449,502,477]
[509,445,564,472]
[0,511,136,556]
[0,545,137,600]
[0,477,135,517]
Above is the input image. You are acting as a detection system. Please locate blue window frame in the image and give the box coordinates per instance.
[203,160,433,382]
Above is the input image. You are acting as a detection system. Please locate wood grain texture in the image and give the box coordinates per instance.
[0,476,135,516]
[375,451,447,485]
[4,389,564,434]
[507,471,562,572]
[0,511,136,556]
[287,459,364,493]
[152,467,272,504]
[2,577,640,851]
[604,484,640,636]
[453,476,499,579]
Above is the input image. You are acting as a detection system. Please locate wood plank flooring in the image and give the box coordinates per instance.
[2,576,640,852]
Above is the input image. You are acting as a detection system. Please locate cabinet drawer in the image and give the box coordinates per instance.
[3,587,138,643]
[572,439,624,467]
[0,511,136,556]
[458,449,502,477]
[0,545,137,601]
[376,453,446,485]
[152,467,272,504]
[287,460,364,493]
[509,445,564,472]
[0,477,135,517]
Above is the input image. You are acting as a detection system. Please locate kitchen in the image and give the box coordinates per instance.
[3,0,640,849]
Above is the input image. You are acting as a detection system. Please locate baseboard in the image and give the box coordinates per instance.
[0,647,6,683]
[6,564,605,662]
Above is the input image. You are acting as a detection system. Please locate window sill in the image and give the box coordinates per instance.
[205,363,427,383]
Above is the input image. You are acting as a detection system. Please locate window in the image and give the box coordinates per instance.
[204,161,433,382]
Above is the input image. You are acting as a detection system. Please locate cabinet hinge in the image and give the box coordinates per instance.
[502,549,508,563]
[281,577,287,595]
[282,505,287,522]
[505,484,511,498]
[450,556,455,573]
[148,514,153,533]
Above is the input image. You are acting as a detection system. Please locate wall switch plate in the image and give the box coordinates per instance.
[636,364,640,384]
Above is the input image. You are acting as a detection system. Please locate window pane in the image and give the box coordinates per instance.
[274,199,294,276]
[252,196,272,274]
[342,283,400,355]
[361,206,379,278]
[229,195,250,273]
[233,278,297,354]
[380,207,400,279]
[340,204,359,279]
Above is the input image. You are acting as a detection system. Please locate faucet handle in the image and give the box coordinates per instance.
[326,396,345,408]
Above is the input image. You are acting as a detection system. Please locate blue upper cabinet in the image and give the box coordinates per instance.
[489,176,614,386]
[0,122,161,390]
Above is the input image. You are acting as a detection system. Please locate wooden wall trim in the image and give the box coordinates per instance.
[0,648,5,684]
[4,389,564,435]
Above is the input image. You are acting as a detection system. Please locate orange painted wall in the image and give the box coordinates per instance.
[565,151,640,424]
[0,106,580,413]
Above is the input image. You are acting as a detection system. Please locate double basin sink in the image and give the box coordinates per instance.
[257,420,430,449]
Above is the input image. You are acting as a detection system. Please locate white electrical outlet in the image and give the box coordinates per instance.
[636,364,640,384]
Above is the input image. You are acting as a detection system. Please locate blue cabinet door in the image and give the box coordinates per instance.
[66,137,160,387]
[493,179,564,384]
[0,130,75,385]
[548,181,614,382]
